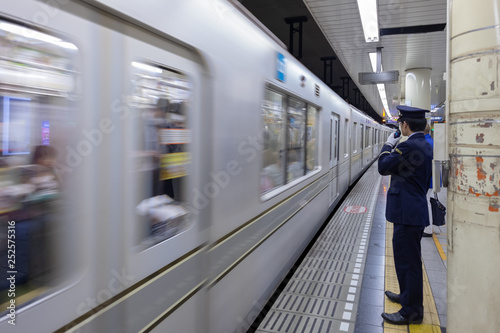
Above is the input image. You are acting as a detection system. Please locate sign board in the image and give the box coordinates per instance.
[276,52,286,82]
[359,70,399,85]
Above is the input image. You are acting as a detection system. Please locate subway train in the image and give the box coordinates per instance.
[0,0,394,332]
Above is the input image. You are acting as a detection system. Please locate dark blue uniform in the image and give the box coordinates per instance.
[378,132,432,318]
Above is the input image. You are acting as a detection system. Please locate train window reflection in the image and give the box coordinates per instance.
[261,87,318,195]
[359,124,363,151]
[2,97,31,155]
[0,19,78,312]
[261,89,285,192]
[130,61,191,250]
[286,97,306,183]
[306,105,317,171]
[365,126,370,148]
[344,118,349,158]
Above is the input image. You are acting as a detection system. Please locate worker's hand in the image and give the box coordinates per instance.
[386,132,401,147]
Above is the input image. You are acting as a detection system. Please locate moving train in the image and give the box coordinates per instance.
[0,0,393,332]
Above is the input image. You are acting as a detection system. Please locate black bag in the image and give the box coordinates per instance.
[430,193,446,226]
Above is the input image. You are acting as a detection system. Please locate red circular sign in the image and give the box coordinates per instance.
[343,205,367,214]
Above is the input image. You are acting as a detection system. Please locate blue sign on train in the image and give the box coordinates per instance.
[277,52,286,82]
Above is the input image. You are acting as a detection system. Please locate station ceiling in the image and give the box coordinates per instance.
[237,0,447,121]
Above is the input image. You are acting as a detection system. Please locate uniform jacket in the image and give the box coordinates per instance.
[378,132,432,226]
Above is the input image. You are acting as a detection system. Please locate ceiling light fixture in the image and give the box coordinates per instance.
[368,52,390,115]
[357,0,379,42]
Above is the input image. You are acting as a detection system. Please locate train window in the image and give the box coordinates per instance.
[353,122,358,153]
[344,118,349,158]
[261,87,317,194]
[286,97,306,182]
[358,124,365,151]
[365,126,371,148]
[358,124,363,151]
[334,118,339,160]
[261,89,285,192]
[129,61,191,250]
[306,105,317,172]
[329,119,332,162]
[0,19,78,311]
[329,113,339,167]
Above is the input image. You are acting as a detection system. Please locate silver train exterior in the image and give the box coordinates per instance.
[0,0,393,332]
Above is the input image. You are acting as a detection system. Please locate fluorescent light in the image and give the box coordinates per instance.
[357,0,379,42]
[0,21,77,50]
[377,83,389,112]
[132,62,162,74]
[368,53,389,113]
[368,52,379,72]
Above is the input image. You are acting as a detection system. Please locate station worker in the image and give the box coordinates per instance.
[378,105,433,325]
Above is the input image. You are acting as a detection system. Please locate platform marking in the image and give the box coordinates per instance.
[432,234,447,261]
[340,321,350,331]
[342,311,352,320]
[343,205,368,213]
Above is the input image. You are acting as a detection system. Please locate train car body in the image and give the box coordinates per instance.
[0,1,392,332]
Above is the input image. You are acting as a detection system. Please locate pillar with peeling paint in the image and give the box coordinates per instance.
[448,0,500,332]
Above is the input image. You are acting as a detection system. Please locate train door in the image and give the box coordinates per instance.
[115,29,209,333]
[0,12,94,333]
[329,113,340,206]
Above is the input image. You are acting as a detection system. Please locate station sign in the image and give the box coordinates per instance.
[359,70,399,85]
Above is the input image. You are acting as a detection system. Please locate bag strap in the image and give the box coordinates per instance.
[433,192,439,200]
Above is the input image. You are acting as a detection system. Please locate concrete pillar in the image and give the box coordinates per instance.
[448,0,500,332]
[404,68,431,110]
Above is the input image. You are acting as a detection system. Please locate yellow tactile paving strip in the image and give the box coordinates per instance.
[432,234,447,261]
[384,223,441,333]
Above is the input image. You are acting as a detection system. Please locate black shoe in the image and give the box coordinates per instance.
[385,290,401,304]
[422,233,432,237]
[381,311,423,325]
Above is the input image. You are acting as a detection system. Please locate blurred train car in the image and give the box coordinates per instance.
[0,0,393,332]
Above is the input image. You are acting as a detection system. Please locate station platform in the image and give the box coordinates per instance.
[253,162,448,333]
